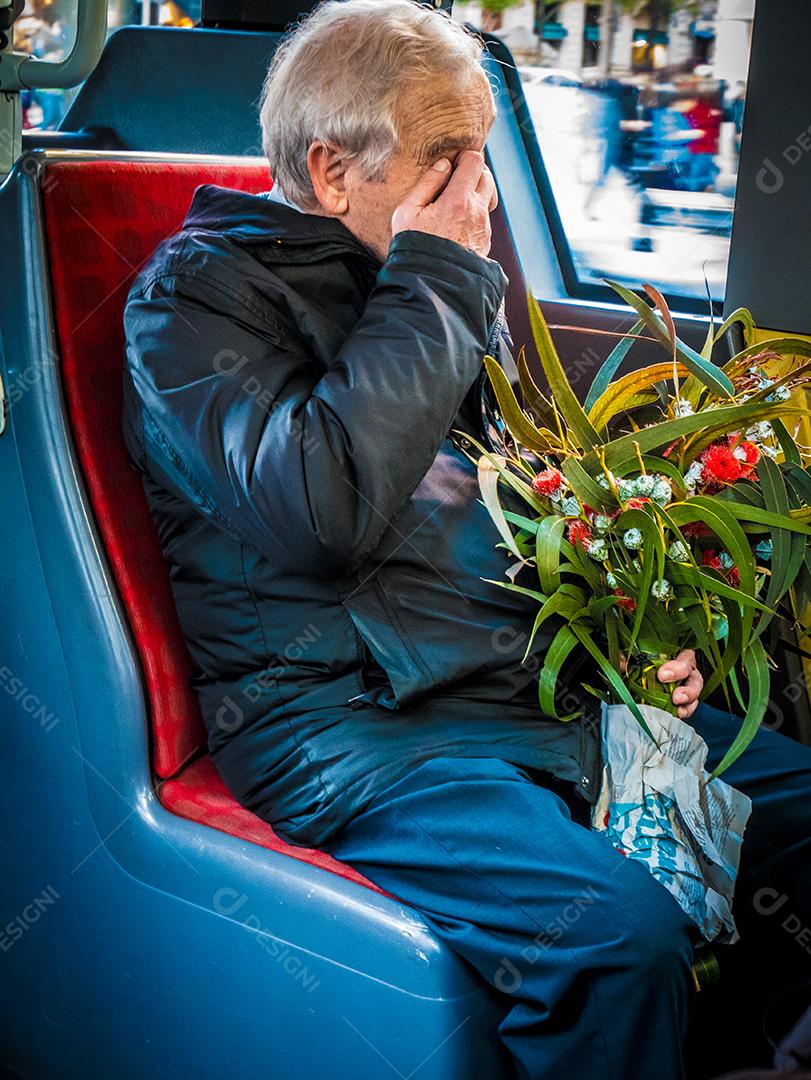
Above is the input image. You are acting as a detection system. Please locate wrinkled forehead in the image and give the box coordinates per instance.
[395,71,495,166]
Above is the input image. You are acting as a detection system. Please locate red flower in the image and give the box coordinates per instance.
[729,568,740,588]
[567,520,592,548]
[703,442,744,486]
[626,496,652,510]
[702,548,723,572]
[531,468,564,497]
[682,521,713,538]
[613,588,636,612]
[738,440,760,465]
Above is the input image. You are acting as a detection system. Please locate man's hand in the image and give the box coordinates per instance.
[391,150,498,259]
[657,649,703,719]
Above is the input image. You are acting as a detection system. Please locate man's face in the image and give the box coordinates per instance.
[312,73,495,260]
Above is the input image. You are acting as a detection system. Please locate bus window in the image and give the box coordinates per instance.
[15,0,201,131]
[464,0,754,304]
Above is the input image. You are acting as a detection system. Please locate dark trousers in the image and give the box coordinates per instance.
[321,704,811,1080]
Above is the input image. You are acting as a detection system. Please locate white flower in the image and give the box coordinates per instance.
[672,399,694,417]
[623,528,643,550]
[746,421,773,442]
[606,572,618,589]
[762,444,779,458]
[561,496,581,516]
[651,579,673,601]
[651,478,672,505]
[618,478,636,501]
[593,514,613,533]
[768,385,791,403]
[668,541,689,563]
[587,538,609,561]
[733,445,749,461]
[684,461,704,491]
[718,551,734,570]
[635,474,656,497]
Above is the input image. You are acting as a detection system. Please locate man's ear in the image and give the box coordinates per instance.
[307,140,350,216]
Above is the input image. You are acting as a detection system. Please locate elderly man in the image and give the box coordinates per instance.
[123,2,810,1077]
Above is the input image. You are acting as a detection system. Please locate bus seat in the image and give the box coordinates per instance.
[41,157,382,894]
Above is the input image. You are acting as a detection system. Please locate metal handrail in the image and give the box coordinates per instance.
[0,0,107,91]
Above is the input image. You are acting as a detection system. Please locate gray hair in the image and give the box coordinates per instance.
[259,0,487,207]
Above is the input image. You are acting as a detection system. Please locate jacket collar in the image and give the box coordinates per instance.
[185,183,377,263]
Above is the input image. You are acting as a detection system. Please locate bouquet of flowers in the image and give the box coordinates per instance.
[472,285,811,939]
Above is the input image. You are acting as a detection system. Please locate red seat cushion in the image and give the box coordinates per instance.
[41,158,381,895]
[43,159,271,778]
[159,756,382,891]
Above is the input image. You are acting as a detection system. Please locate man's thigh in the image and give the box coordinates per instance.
[323,755,695,969]
[324,756,701,1080]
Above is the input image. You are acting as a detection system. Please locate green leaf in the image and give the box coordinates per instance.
[584,319,643,413]
[523,591,584,662]
[538,624,580,720]
[785,465,811,509]
[668,563,773,613]
[536,515,567,595]
[772,419,802,466]
[643,284,678,370]
[587,362,690,429]
[482,579,548,604]
[478,454,524,562]
[756,455,808,635]
[561,458,616,511]
[605,279,735,397]
[710,636,769,777]
[516,350,558,433]
[482,356,555,456]
[503,509,542,534]
[710,307,755,353]
[701,595,744,702]
[710,497,811,536]
[569,623,656,742]
[670,497,757,616]
[527,292,602,450]
[616,506,665,650]
[727,336,811,366]
[463,437,547,513]
[560,536,602,586]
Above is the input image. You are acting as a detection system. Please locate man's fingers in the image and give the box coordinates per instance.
[656,649,703,712]
[396,156,453,212]
[476,164,498,212]
[677,700,699,720]
[671,667,703,706]
[657,649,696,684]
[442,148,486,197]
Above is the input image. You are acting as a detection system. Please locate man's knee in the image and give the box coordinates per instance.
[630,901,695,982]
[609,869,696,980]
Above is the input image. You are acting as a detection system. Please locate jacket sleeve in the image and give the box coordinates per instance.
[124,229,507,575]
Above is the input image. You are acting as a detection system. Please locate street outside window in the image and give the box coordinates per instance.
[457,0,754,304]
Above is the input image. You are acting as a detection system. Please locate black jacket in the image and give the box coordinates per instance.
[122,184,600,846]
